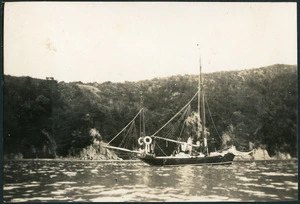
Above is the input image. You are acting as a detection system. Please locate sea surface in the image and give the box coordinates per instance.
[3,159,298,202]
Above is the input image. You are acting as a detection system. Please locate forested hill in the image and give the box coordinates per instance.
[3,64,297,158]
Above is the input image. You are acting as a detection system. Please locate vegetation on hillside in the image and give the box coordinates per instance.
[3,64,297,158]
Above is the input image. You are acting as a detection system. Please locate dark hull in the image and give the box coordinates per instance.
[138,153,235,166]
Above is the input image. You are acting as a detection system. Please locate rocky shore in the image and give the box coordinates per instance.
[233,147,294,161]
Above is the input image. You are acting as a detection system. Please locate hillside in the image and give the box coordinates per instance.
[3,64,297,158]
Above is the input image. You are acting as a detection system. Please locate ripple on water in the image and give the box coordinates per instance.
[73,197,85,202]
[260,184,276,188]
[241,189,266,196]
[261,172,296,177]
[236,176,258,182]
[23,184,40,188]
[161,187,179,194]
[51,190,66,195]
[193,195,242,202]
[124,169,139,172]
[160,167,173,171]
[45,181,77,187]
[245,169,260,172]
[3,186,22,190]
[283,181,298,190]
[91,192,243,202]
[113,171,125,175]
[156,171,171,176]
[11,197,59,202]
[3,160,298,202]
[90,169,98,174]
[62,171,77,176]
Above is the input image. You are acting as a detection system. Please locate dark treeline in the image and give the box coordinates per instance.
[3,64,297,158]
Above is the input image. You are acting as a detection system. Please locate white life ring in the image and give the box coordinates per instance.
[138,137,144,145]
[144,136,152,145]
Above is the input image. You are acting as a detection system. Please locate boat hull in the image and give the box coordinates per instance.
[138,153,235,166]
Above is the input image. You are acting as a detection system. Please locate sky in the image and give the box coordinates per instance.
[4,2,297,83]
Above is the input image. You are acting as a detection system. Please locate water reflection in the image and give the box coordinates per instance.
[3,160,298,202]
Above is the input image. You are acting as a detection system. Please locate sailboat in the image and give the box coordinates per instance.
[104,55,235,166]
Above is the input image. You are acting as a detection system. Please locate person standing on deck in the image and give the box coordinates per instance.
[177,137,182,153]
[187,136,193,155]
[196,140,201,152]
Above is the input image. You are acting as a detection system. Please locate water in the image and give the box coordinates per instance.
[3,159,298,202]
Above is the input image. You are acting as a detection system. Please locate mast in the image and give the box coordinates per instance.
[139,92,143,137]
[142,95,146,136]
[140,91,145,137]
[198,51,207,153]
[197,56,201,140]
[201,61,207,153]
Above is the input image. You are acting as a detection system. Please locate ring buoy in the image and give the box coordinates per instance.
[138,137,144,145]
[144,136,152,145]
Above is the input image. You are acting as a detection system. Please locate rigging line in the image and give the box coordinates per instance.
[104,145,140,153]
[165,117,181,139]
[153,136,200,147]
[166,105,190,139]
[167,122,180,139]
[120,119,136,148]
[144,114,150,136]
[152,90,200,136]
[128,123,136,149]
[167,113,190,140]
[119,121,133,147]
[132,121,137,150]
[119,135,126,148]
[123,124,133,149]
[155,141,168,156]
[165,110,186,139]
[161,118,177,139]
[124,137,130,149]
[165,124,175,139]
[172,104,190,138]
[166,125,177,139]
[179,105,191,137]
[179,119,186,139]
[108,109,143,145]
[126,121,137,149]
[205,95,222,141]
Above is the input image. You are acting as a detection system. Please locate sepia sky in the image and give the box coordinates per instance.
[4,2,297,83]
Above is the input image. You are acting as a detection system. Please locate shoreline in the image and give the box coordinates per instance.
[233,158,298,163]
[4,158,297,163]
[3,158,141,162]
